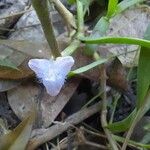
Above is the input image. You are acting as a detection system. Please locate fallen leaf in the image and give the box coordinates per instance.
[7,78,80,127]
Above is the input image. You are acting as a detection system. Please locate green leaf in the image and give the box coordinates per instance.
[137,24,150,108]
[114,135,150,149]
[67,0,76,4]
[121,26,150,149]
[107,109,136,133]
[140,132,150,145]
[80,36,150,48]
[0,111,35,150]
[136,90,150,122]
[84,17,110,56]
[106,0,118,18]
[116,0,144,14]
[93,17,110,37]
[122,90,150,149]
[0,59,18,70]
[69,58,108,77]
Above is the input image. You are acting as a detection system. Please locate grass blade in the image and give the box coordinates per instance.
[81,36,150,48]
[137,24,150,108]
[107,0,119,18]
[69,58,108,76]
[116,0,144,14]
[107,109,136,133]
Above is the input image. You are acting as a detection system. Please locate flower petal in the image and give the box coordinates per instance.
[28,59,54,78]
[55,56,74,76]
[28,56,75,96]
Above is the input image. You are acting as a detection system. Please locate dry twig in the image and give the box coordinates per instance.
[27,101,102,150]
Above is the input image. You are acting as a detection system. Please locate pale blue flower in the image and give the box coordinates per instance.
[28,56,74,96]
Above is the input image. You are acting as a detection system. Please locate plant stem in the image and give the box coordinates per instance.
[31,0,60,58]
[49,0,76,31]
[109,94,120,124]
[61,0,84,56]
[100,65,119,150]
[27,102,102,150]
[76,0,84,34]
[93,52,119,150]
[61,39,80,56]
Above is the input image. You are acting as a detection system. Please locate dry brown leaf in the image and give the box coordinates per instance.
[7,78,80,127]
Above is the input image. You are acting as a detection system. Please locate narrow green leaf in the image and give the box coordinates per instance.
[122,90,150,149]
[0,59,18,70]
[137,24,150,108]
[69,58,108,76]
[0,111,35,150]
[84,17,110,56]
[83,0,140,56]
[81,36,150,48]
[136,90,150,122]
[67,0,76,4]
[116,0,144,14]
[93,17,110,37]
[140,132,150,145]
[107,109,136,133]
[106,0,118,18]
[121,26,150,150]
[114,135,150,149]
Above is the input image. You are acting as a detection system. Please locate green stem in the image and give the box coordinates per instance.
[81,36,150,48]
[114,135,150,149]
[76,0,84,33]
[109,94,120,124]
[100,65,119,150]
[61,39,80,56]
[31,0,60,58]
[59,0,84,56]
[93,54,119,150]
[49,0,76,34]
